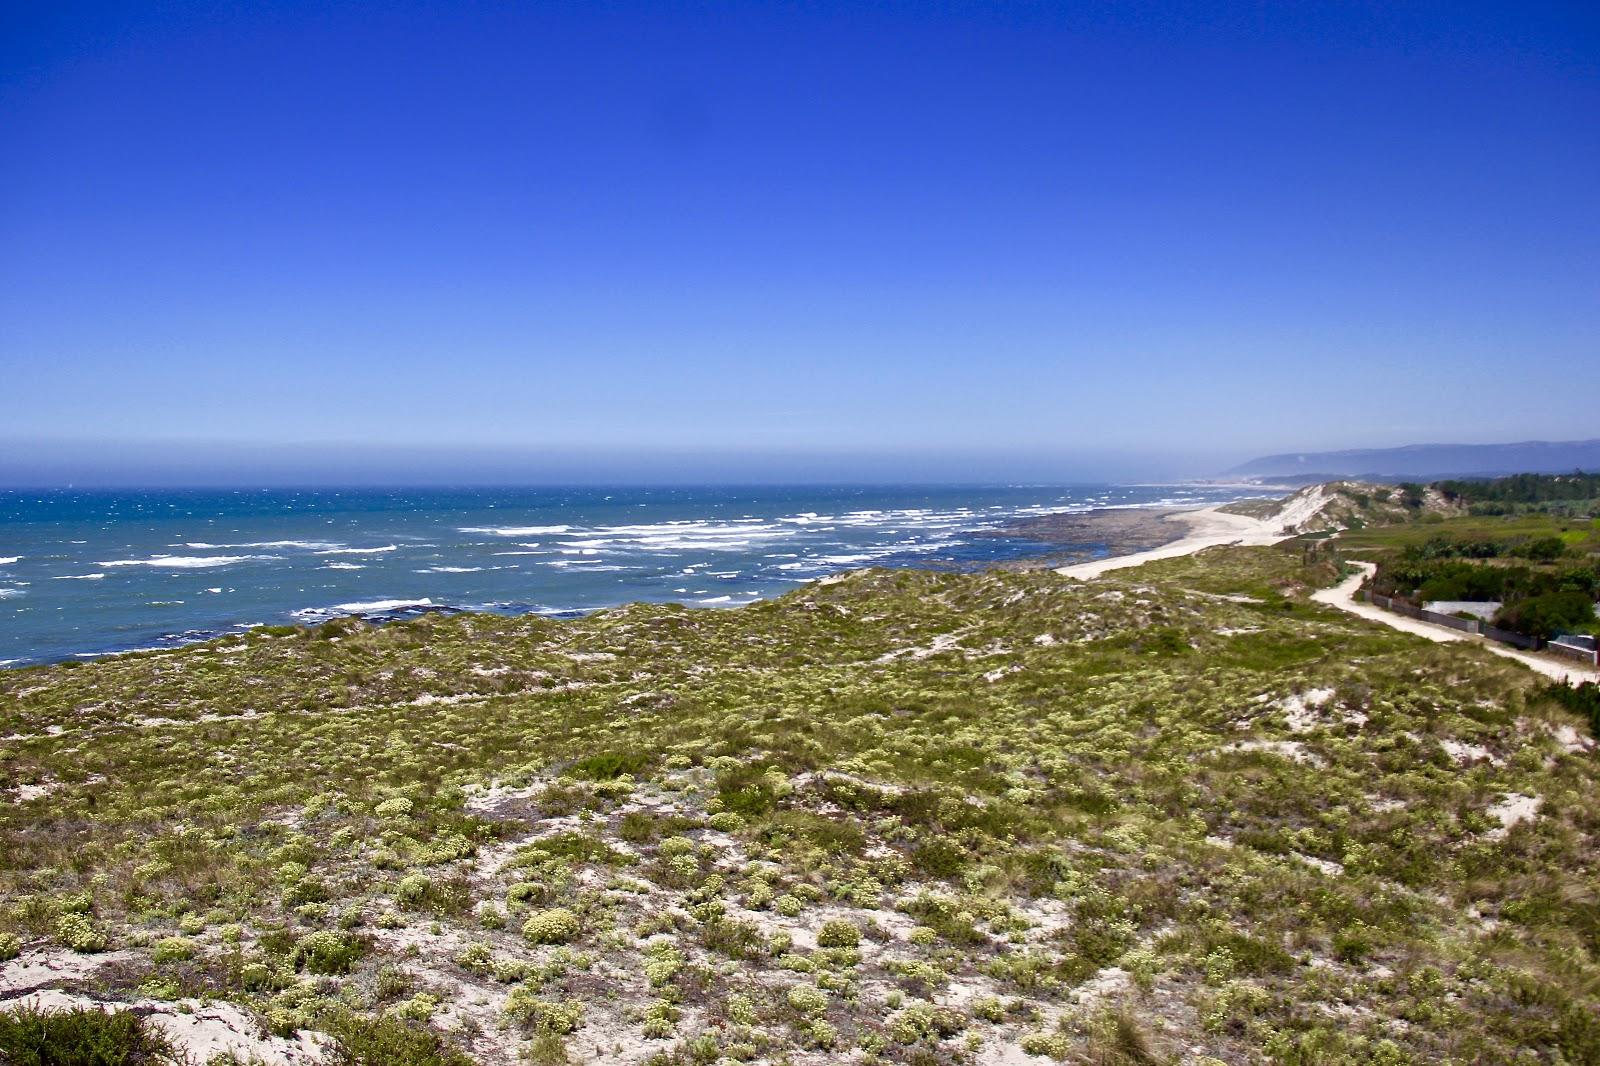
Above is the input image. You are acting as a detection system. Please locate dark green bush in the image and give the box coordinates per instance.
[0,1004,172,1065]
[325,1012,475,1066]
[1542,681,1600,740]
[1494,591,1597,639]
[568,750,650,780]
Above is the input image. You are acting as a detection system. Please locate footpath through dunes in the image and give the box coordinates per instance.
[2,535,1599,1064]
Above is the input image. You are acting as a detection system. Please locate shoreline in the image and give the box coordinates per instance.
[1053,504,1287,579]
[981,504,1194,570]
[3,497,1273,670]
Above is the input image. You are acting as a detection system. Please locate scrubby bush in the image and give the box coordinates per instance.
[1020,1031,1071,1057]
[455,942,494,974]
[890,1002,965,1044]
[374,797,414,818]
[322,1011,475,1066]
[505,989,584,1034]
[395,873,430,904]
[815,919,861,948]
[973,996,1006,1022]
[150,936,194,963]
[643,940,684,987]
[55,913,106,953]
[291,930,361,975]
[522,908,580,946]
[0,1004,173,1065]
[726,993,758,1026]
[786,984,828,1016]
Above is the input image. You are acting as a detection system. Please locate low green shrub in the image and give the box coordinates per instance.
[0,1004,172,1066]
[522,908,580,945]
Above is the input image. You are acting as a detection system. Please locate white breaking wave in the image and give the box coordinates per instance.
[291,598,436,623]
[315,545,397,555]
[99,555,270,569]
[53,573,106,580]
[417,565,512,573]
[0,588,23,599]
[0,557,20,566]
[320,562,365,570]
[459,525,572,536]
[334,598,433,612]
[183,540,342,550]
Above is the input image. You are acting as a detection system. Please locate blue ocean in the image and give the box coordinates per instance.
[0,484,1253,667]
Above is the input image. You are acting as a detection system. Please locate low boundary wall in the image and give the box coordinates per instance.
[1359,589,1574,656]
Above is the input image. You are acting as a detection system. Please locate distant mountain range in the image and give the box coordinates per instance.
[1226,439,1600,481]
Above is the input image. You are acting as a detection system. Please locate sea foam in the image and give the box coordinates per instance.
[100,555,268,569]
[459,525,572,536]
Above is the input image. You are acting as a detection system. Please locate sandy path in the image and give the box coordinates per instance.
[1055,506,1280,580]
[1056,501,1597,685]
[1314,563,1599,684]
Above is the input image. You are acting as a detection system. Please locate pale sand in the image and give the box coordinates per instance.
[1054,505,1282,579]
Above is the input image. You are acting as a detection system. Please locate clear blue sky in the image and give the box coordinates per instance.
[2,2,1596,482]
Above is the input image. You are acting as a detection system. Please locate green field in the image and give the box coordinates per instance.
[1332,513,1600,559]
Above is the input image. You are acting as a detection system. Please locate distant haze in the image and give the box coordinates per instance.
[0,439,1233,488]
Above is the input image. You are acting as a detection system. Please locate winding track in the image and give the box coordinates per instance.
[1058,496,1599,685]
[1312,562,1599,684]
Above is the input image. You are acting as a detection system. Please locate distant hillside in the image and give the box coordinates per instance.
[1221,480,1463,533]
[1227,440,1600,480]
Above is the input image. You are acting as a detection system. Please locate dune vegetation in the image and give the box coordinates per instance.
[2,539,1598,1064]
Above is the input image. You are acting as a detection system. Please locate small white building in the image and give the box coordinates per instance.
[1423,600,1501,620]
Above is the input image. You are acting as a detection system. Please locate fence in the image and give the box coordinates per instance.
[1482,626,1543,651]
[1548,641,1600,666]
[1361,590,1550,652]
[1365,592,1489,635]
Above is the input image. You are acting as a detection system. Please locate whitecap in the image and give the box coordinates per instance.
[331,597,434,613]
[0,556,20,566]
[52,573,106,581]
[315,545,397,555]
[291,598,436,623]
[183,540,341,550]
[99,555,269,569]
[0,588,24,599]
[459,525,572,536]
[320,562,365,570]
[417,565,509,573]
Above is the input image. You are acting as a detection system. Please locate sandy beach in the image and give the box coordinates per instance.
[1053,505,1283,579]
